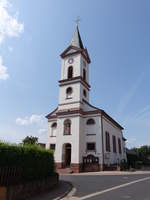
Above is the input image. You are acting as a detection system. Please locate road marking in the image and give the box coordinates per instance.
[62,186,77,200]
[80,176,150,200]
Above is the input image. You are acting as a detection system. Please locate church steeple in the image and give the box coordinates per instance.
[70,24,84,49]
[60,22,91,64]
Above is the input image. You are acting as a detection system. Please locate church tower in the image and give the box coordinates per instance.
[46,23,127,173]
[58,24,91,111]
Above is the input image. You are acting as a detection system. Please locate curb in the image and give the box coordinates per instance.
[57,181,74,200]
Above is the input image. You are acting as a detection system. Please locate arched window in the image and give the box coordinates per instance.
[105,131,110,152]
[86,118,95,125]
[68,66,73,79]
[64,119,71,135]
[83,89,87,97]
[66,87,73,99]
[83,69,86,81]
[51,122,57,137]
[51,122,57,128]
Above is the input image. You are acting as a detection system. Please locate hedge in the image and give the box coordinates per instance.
[0,142,54,182]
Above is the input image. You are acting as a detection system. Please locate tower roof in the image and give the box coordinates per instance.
[70,24,84,49]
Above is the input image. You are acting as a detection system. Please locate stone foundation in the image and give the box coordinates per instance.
[55,163,120,173]
[55,162,62,170]
[71,163,83,173]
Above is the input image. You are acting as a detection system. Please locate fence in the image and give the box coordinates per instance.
[0,167,23,186]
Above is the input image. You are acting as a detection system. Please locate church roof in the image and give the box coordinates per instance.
[70,24,84,49]
[46,100,124,130]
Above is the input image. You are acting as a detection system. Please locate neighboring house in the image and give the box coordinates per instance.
[46,24,127,173]
[38,143,46,149]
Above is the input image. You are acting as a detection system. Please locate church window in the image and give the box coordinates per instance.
[86,118,95,125]
[87,143,96,151]
[50,144,56,151]
[118,138,122,154]
[51,122,57,137]
[66,87,73,99]
[68,66,73,79]
[83,89,87,97]
[83,69,86,81]
[105,131,110,152]
[51,122,57,128]
[112,135,117,153]
[64,119,71,135]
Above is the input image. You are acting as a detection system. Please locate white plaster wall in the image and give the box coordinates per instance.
[58,102,82,110]
[80,84,89,102]
[46,121,57,158]
[61,54,81,80]
[79,115,103,164]
[46,115,126,166]
[54,116,80,164]
[102,117,126,165]
[59,83,81,105]
[58,83,90,109]
[61,54,89,84]
[82,101,96,111]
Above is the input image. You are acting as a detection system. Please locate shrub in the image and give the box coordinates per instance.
[0,142,54,182]
[120,159,129,171]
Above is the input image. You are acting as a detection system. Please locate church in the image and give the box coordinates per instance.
[46,24,127,173]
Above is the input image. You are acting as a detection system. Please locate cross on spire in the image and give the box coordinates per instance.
[75,16,80,26]
[70,17,84,49]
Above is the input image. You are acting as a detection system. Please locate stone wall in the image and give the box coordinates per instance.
[0,173,59,200]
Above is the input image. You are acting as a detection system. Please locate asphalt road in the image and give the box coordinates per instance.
[61,173,150,200]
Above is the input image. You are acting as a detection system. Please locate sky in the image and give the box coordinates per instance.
[0,0,150,148]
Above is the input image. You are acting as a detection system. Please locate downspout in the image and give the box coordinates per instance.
[101,113,104,171]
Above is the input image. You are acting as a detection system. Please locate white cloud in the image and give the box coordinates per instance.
[0,56,9,80]
[16,114,43,126]
[30,115,42,124]
[0,0,24,44]
[0,0,24,80]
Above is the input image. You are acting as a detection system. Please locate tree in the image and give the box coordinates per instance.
[138,145,150,157]
[22,136,38,145]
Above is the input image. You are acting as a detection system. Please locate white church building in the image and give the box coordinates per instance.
[46,24,127,173]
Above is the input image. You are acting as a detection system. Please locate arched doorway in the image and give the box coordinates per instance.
[62,143,71,167]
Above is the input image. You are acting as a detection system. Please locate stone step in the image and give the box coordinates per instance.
[57,168,73,174]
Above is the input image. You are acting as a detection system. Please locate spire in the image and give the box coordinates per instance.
[70,24,84,49]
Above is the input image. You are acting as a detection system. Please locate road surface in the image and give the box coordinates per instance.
[61,172,150,200]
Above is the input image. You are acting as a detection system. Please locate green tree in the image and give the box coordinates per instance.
[23,136,38,145]
[138,145,150,157]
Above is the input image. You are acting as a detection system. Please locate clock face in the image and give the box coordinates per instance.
[68,58,74,64]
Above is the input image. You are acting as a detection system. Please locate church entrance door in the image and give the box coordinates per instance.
[65,143,71,167]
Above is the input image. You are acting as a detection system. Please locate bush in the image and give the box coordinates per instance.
[0,142,54,182]
[120,159,129,171]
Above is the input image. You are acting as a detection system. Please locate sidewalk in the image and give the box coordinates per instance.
[30,181,73,200]
[60,170,150,176]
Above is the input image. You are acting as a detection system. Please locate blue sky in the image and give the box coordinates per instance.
[0,0,150,147]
